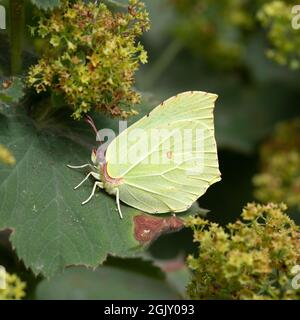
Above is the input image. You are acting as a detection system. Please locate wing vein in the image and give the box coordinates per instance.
[125,186,157,212]
[124,182,187,205]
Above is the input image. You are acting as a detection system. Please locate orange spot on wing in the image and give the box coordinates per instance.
[166,151,173,159]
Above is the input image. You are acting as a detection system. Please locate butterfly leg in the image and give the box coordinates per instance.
[73,171,100,190]
[67,163,94,169]
[116,188,123,219]
[82,181,103,205]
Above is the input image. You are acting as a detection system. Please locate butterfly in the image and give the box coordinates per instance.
[68,91,221,218]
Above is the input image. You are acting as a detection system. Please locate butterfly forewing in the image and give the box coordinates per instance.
[105,91,221,213]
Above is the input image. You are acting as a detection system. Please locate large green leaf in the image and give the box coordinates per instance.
[36,260,181,300]
[0,106,202,277]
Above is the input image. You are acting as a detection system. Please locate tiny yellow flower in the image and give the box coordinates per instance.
[186,203,300,300]
[0,272,26,300]
[0,145,16,165]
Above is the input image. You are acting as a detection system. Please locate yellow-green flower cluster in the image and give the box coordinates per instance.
[186,203,300,300]
[27,0,150,119]
[253,119,300,209]
[171,0,299,69]
[0,144,16,165]
[0,273,26,300]
[257,1,300,69]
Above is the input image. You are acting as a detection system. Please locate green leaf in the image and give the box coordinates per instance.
[0,106,202,277]
[35,260,181,300]
[30,0,61,10]
[154,257,191,298]
[103,256,166,279]
[215,83,300,153]
[166,267,190,298]
[0,77,24,106]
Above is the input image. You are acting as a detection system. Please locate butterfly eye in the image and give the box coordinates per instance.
[96,146,106,165]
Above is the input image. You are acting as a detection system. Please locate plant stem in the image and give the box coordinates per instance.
[9,0,25,75]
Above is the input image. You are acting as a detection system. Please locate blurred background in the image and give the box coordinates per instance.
[0,0,300,299]
[137,0,300,260]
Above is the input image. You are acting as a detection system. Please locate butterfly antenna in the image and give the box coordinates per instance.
[85,115,101,142]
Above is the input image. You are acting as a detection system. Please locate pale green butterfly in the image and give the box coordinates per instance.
[68,91,221,218]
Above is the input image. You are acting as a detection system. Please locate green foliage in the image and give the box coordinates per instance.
[36,258,182,299]
[0,104,202,277]
[1,108,146,277]
[171,0,299,69]
[1,0,300,300]
[253,119,300,210]
[258,1,300,69]
[0,79,21,166]
[171,0,253,68]
[186,203,300,300]
[0,77,24,107]
[139,1,300,154]
[27,0,150,119]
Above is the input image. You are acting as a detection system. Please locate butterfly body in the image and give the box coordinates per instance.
[100,162,123,195]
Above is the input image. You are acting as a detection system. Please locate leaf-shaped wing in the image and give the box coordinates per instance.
[106,91,221,213]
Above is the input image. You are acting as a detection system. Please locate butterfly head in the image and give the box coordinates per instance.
[91,147,107,167]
